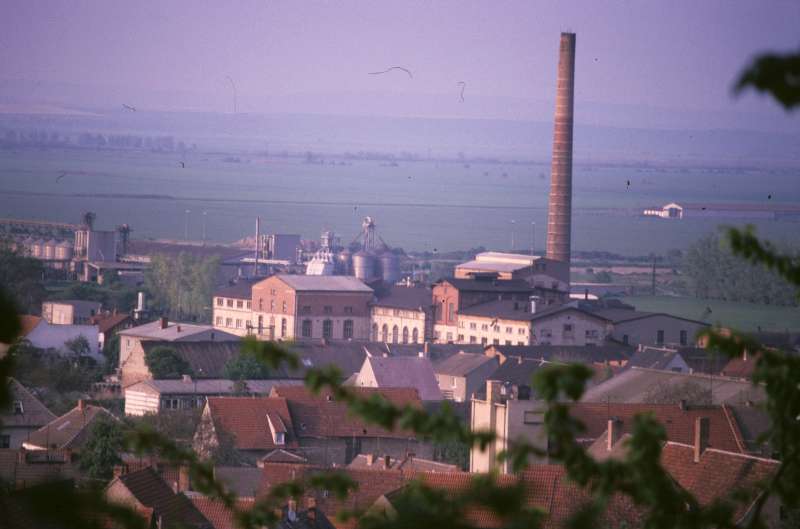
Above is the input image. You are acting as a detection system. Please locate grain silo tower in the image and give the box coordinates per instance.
[545,32,576,266]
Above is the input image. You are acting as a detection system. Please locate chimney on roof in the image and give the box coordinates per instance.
[178,465,190,492]
[487,380,504,404]
[693,416,710,463]
[384,455,391,469]
[679,399,688,411]
[366,453,375,466]
[77,399,85,411]
[160,316,168,329]
[182,374,192,383]
[176,324,182,333]
[607,418,622,452]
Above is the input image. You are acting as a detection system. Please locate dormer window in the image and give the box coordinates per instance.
[275,432,285,445]
[267,412,287,446]
[13,401,23,415]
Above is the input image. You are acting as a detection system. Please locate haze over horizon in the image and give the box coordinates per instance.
[1,0,799,134]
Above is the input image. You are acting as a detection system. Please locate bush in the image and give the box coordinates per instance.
[144,346,192,379]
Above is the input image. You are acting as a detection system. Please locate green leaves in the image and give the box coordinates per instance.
[733,50,800,110]
[144,345,193,379]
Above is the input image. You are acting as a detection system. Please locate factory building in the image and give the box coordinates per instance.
[455,251,570,293]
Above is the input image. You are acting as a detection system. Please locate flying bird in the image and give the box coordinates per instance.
[457,81,466,102]
[368,66,413,79]
[122,104,136,112]
[179,161,185,168]
[768,194,772,200]
[56,171,67,182]
[626,180,631,188]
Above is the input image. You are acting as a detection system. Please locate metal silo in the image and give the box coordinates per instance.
[31,239,44,258]
[43,239,56,260]
[55,240,74,260]
[353,251,377,281]
[379,251,400,283]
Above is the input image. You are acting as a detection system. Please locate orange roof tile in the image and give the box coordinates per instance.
[207,397,297,451]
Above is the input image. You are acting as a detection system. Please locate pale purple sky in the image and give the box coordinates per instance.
[1,1,798,127]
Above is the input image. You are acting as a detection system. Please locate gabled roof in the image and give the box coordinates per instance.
[361,356,442,401]
[2,378,56,428]
[260,448,309,465]
[569,402,746,453]
[269,386,421,439]
[213,279,258,300]
[271,274,373,293]
[436,277,533,293]
[24,403,116,451]
[112,467,212,529]
[213,466,263,498]
[205,397,297,451]
[19,315,43,337]
[371,285,432,311]
[125,378,301,395]
[592,308,709,327]
[88,312,132,334]
[434,352,497,377]
[119,320,240,342]
[459,300,609,323]
[626,347,683,370]
[660,443,779,524]
[139,341,244,379]
[486,342,633,364]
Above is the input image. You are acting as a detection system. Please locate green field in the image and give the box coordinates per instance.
[624,296,800,333]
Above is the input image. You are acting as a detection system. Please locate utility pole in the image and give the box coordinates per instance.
[202,211,207,245]
[184,209,191,241]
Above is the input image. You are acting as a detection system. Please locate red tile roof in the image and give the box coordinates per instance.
[269,386,421,439]
[570,403,746,453]
[206,397,297,451]
[19,315,42,337]
[721,354,759,380]
[191,497,253,529]
[24,403,117,451]
[660,442,778,524]
[89,312,132,335]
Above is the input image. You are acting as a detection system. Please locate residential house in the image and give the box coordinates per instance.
[626,346,692,373]
[23,400,117,451]
[470,378,747,474]
[269,386,430,465]
[432,277,534,343]
[124,377,302,416]
[19,315,100,361]
[42,300,102,325]
[251,275,373,341]
[370,285,433,344]
[89,311,133,350]
[0,448,81,490]
[105,466,212,529]
[456,301,612,346]
[118,318,240,387]
[590,307,709,348]
[212,279,257,337]
[433,352,499,402]
[1,378,55,449]
[193,396,298,464]
[353,355,442,401]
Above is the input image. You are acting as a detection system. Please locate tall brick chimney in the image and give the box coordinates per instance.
[546,32,576,266]
[693,417,710,463]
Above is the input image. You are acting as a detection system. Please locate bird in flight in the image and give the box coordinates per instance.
[457,81,466,102]
[122,104,136,112]
[626,180,631,188]
[768,194,772,200]
[179,161,185,168]
[369,66,413,78]
[56,171,67,182]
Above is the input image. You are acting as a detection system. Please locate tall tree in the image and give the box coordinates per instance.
[145,346,192,379]
[144,252,220,322]
[0,242,46,314]
[79,417,124,480]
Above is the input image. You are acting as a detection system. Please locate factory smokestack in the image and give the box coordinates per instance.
[545,32,576,265]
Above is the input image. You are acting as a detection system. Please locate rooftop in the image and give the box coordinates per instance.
[362,356,442,401]
[205,397,297,451]
[125,378,302,395]
[371,285,432,311]
[486,342,633,364]
[24,402,116,451]
[436,277,533,293]
[119,320,241,342]
[434,351,498,376]
[2,378,56,428]
[213,279,258,300]
[273,274,373,292]
[591,308,709,326]
[459,300,609,323]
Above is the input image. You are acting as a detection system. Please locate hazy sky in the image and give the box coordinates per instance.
[1,1,798,128]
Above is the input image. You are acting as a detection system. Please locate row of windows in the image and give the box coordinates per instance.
[215,297,251,310]
[621,330,689,346]
[372,323,420,344]
[301,319,354,339]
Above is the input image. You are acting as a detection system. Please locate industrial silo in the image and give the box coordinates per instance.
[379,250,400,283]
[353,251,377,281]
[55,240,74,261]
[43,239,56,260]
[31,239,44,258]
[337,249,353,275]
[21,237,34,256]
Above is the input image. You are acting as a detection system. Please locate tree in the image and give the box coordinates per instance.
[144,253,220,322]
[223,352,271,380]
[102,334,120,375]
[0,241,46,314]
[65,335,91,357]
[145,346,192,379]
[79,416,124,480]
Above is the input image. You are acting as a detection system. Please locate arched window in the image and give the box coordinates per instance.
[392,325,399,344]
[381,324,388,342]
[322,319,333,339]
[372,323,379,341]
[412,327,419,343]
[402,326,409,344]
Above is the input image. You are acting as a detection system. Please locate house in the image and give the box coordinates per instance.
[370,284,433,344]
[23,400,117,451]
[470,378,747,474]
[456,301,612,346]
[0,448,81,491]
[105,466,212,529]
[124,377,302,416]
[484,341,633,367]
[191,494,337,529]
[89,311,133,350]
[42,300,102,325]
[626,346,692,373]
[118,318,240,387]
[581,367,766,405]
[347,453,460,473]
[590,307,709,348]
[433,352,499,402]
[353,355,442,401]
[193,396,298,463]
[212,279,257,337]
[269,386,429,466]
[1,378,56,449]
[431,277,534,343]
[251,274,373,341]
[19,315,100,361]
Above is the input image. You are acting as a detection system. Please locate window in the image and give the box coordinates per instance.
[505,340,512,345]
[270,288,276,295]
[0,435,9,449]
[216,298,223,306]
[13,401,23,414]
[470,336,477,344]
[225,317,233,327]
[216,316,223,325]
[324,305,333,314]
[412,328,419,343]
[505,326,513,334]
[518,341,525,346]
[323,319,333,339]
[448,303,454,321]
[493,339,500,345]
[344,306,353,315]
[481,324,488,331]
[657,330,665,345]
[680,330,688,346]
[469,322,477,330]
[258,315,264,334]
[275,431,285,445]
[457,334,464,342]
[343,319,354,339]
[563,324,573,332]
[446,332,453,343]
[246,301,251,310]
[270,300,275,311]
[393,309,400,316]
[301,305,311,314]
[226,299,233,307]
[236,300,243,308]
[302,319,312,338]
[402,326,409,344]
[163,398,179,410]
[382,324,388,342]
[493,325,500,333]
[235,318,242,328]
[281,318,287,337]
[518,328,526,335]
[372,323,378,341]
[392,325,399,343]
[481,337,488,345]
[259,299,263,311]
[585,329,598,339]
